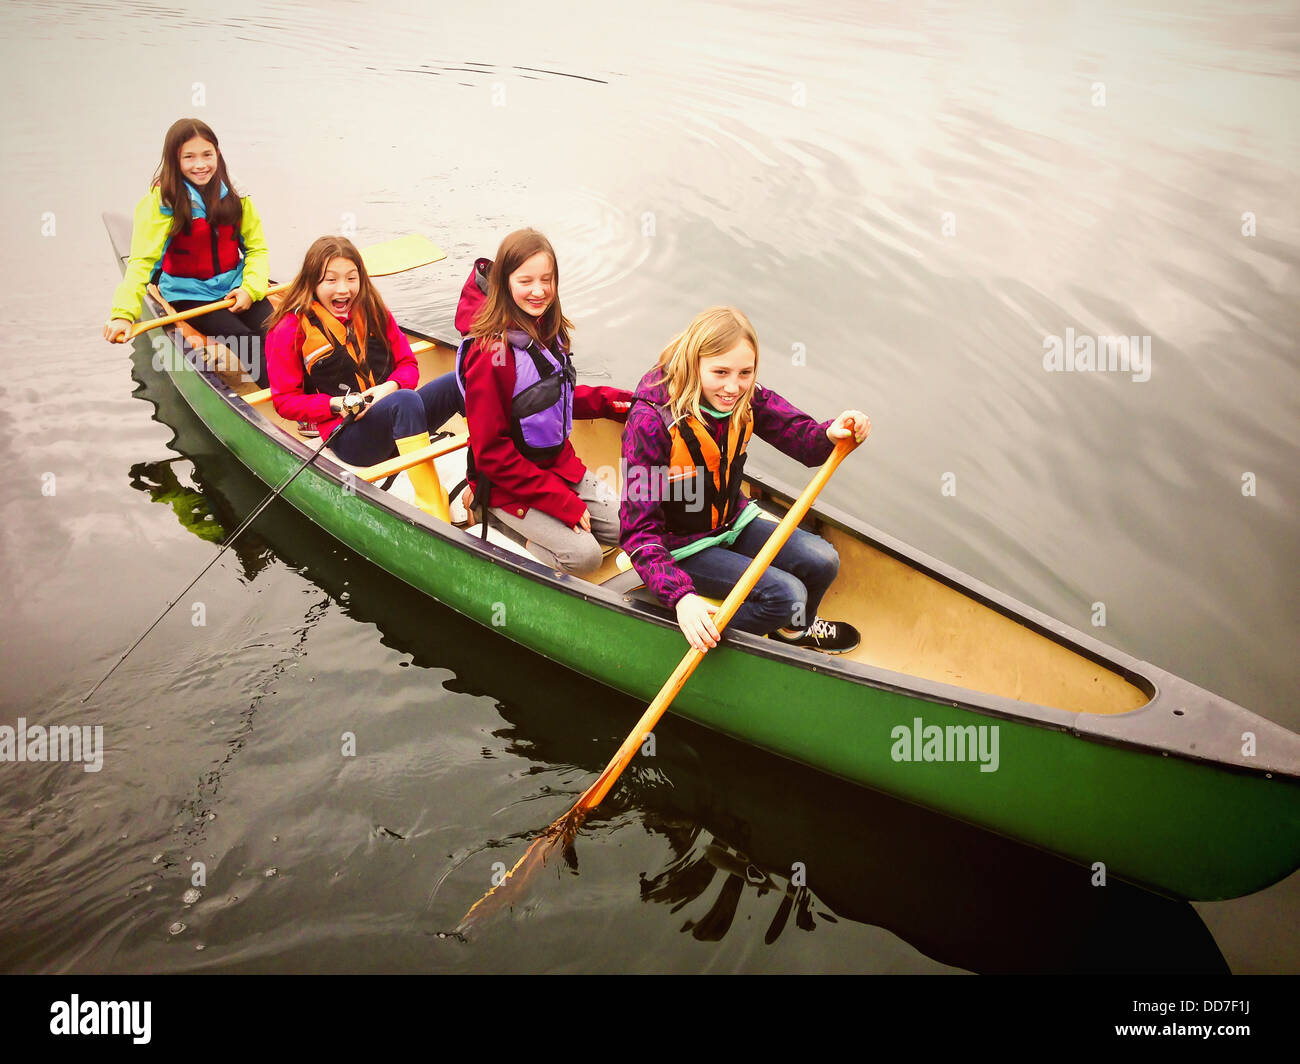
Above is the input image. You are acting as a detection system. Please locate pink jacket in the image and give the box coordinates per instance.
[267,309,418,442]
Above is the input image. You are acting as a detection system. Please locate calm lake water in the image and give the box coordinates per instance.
[0,0,1296,974]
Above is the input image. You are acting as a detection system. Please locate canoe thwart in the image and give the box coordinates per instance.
[346,433,470,483]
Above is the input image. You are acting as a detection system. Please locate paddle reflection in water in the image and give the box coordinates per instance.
[126,345,1227,974]
[637,823,830,945]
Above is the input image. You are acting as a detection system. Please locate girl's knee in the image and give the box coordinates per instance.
[804,535,840,580]
[552,533,605,576]
[384,389,427,438]
[589,510,620,545]
[386,390,423,415]
[755,569,807,628]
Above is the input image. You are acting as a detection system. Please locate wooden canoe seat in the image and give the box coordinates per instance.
[322,434,465,523]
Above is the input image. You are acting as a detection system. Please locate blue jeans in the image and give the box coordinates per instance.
[329,373,463,466]
[675,517,840,635]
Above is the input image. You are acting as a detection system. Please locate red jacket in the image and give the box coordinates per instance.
[462,337,631,525]
[267,309,419,442]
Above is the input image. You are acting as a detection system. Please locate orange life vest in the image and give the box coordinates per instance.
[662,406,753,534]
[298,301,393,396]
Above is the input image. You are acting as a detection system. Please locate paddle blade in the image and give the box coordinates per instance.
[454,807,589,937]
[362,234,446,276]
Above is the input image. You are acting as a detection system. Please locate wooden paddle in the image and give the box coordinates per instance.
[115,233,447,341]
[454,433,861,935]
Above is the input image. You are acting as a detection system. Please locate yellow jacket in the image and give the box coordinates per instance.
[109,185,269,322]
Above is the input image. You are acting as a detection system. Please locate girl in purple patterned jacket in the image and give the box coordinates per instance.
[619,306,870,653]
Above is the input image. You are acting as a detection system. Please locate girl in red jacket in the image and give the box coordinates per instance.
[458,229,631,574]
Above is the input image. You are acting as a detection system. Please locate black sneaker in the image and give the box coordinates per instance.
[771,617,860,654]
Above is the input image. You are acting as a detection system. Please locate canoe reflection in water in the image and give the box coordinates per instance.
[129,455,280,582]
[129,457,227,544]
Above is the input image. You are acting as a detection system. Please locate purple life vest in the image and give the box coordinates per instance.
[455,329,576,465]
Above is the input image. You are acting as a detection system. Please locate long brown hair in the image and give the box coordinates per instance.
[266,236,391,357]
[470,229,573,350]
[153,118,242,234]
[656,307,760,428]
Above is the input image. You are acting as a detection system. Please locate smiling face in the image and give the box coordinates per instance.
[699,339,756,412]
[315,256,361,319]
[178,135,218,188]
[508,251,555,319]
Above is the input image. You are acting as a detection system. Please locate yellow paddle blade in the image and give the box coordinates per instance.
[361,234,446,277]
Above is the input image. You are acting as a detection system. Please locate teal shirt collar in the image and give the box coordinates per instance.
[160,178,229,218]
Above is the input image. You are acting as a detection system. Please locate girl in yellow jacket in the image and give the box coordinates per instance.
[103,118,272,386]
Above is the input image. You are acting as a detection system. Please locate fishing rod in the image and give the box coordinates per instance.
[81,390,372,704]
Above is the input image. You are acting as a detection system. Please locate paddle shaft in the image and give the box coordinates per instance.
[117,233,446,341]
[452,436,859,934]
[124,284,287,339]
[578,436,858,812]
[80,413,358,703]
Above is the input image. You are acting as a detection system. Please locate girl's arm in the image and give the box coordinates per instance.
[619,403,697,608]
[463,340,587,526]
[574,384,633,422]
[828,409,871,443]
[268,315,333,425]
[750,384,836,466]
[236,196,270,302]
[383,312,419,389]
[108,188,171,324]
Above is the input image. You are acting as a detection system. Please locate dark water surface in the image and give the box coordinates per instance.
[0,0,1296,973]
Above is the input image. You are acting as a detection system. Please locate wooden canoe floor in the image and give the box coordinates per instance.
[195,320,1148,718]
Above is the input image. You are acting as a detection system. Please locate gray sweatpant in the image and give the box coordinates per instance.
[489,470,619,575]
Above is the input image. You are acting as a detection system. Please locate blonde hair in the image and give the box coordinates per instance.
[656,306,759,426]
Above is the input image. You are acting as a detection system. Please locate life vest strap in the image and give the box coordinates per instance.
[301,305,385,392]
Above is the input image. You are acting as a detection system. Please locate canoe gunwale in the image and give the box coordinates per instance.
[104,212,1300,786]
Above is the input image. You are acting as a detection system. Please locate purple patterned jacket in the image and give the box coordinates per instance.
[619,367,835,608]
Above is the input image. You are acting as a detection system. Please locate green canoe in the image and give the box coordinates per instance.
[105,213,1300,901]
